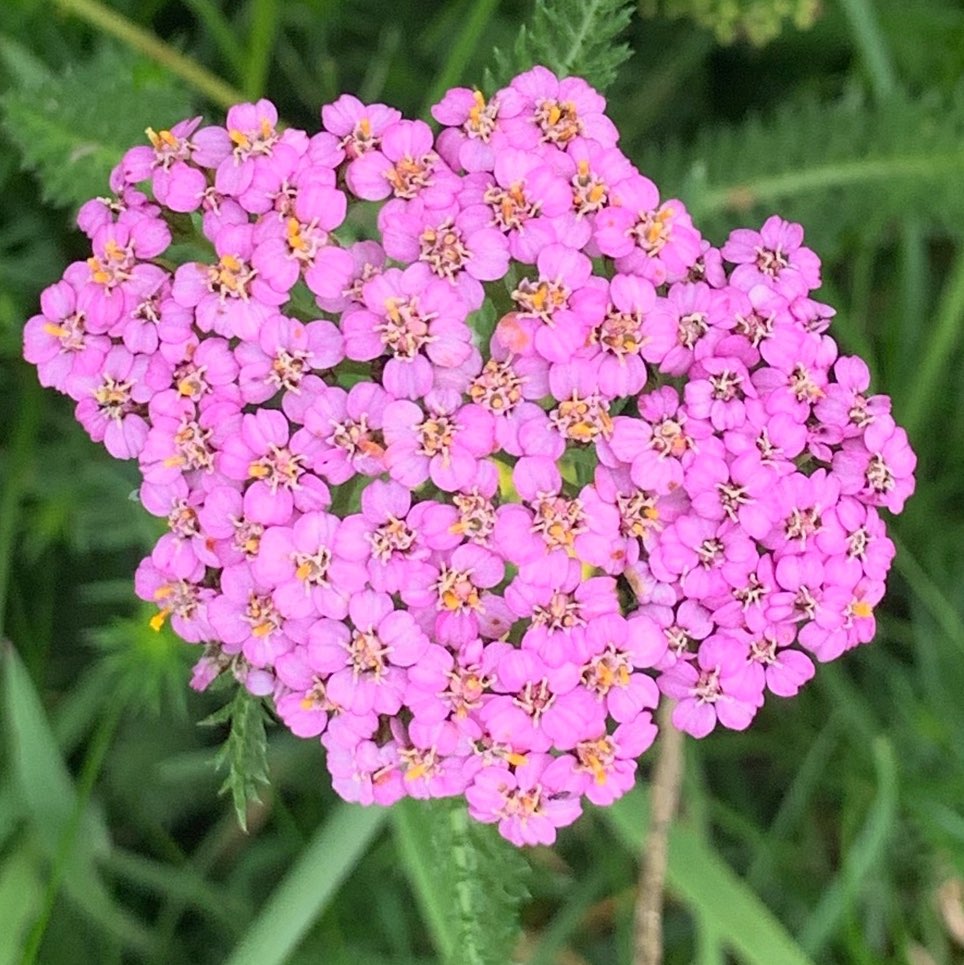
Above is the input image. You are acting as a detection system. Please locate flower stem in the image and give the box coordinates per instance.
[633,700,685,965]
[53,0,246,110]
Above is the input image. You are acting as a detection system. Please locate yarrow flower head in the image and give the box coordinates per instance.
[24,67,916,848]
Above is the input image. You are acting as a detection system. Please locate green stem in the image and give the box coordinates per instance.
[891,533,964,658]
[421,0,501,117]
[53,0,246,109]
[901,245,964,436]
[21,699,126,964]
[244,0,280,100]
[180,0,247,80]
[837,0,897,99]
[697,150,964,218]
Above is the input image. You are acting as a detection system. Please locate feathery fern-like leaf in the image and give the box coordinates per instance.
[640,0,820,45]
[394,797,530,965]
[488,0,634,93]
[201,685,272,832]
[1,45,194,209]
[642,86,964,251]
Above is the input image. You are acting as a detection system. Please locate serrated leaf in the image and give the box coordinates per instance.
[1,45,195,209]
[489,0,635,92]
[201,685,272,831]
[392,797,530,965]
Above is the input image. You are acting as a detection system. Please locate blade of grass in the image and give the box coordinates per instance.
[2,641,153,956]
[0,846,44,965]
[891,533,964,658]
[420,0,501,117]
[798,737,899,956]
[527,862,610,965]
[225,802,387,965]
[606,787,815,965]
[180,0,247,80]
[52,0,246,109]
[21,696,126,963]
[746,711,842,889]
[899,244,964,437]
[837,0,898,98]
[243,0,279,100]
[102,846,247,932]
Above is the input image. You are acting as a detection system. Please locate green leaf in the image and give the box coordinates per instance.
[1,642,153,955]
[0,845,44,965]
[225,802,388,965]
[488,0,635,92]
[1,44,194,209]
[605,788,815,965]
[647,85,964,253]
[201,685,272,831]
[392,797,530,965]
[798,737,899,956]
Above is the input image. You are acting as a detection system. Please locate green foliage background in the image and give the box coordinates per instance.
[1,0,963,962]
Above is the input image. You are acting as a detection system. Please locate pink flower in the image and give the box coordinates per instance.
[382,400,495,492]
[466,754,583,846]
[309,590,430,716]
[722,215,822,299]
[659,635,763,737]
[595,175,701,284]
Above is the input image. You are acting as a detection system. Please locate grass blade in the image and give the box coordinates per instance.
[798,737,899,956]
[606,788,815,965]
[226,802,388,965]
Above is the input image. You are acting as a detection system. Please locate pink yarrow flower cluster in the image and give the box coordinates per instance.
[24,68,915,848]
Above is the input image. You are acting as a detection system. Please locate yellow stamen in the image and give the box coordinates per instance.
[405,762,429,781]
[149,610,169,631]
[229,129,250,148]
[43,323,69,338]
[505,752,528,767]
[296,561,313,582]
[252,622,274,638]
[852,600,873,619]
[248,462,270,479]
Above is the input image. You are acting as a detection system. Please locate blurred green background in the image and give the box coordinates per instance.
[1,0,964,962]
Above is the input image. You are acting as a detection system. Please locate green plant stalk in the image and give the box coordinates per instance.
[902,245,964,437]
[180,0,247,80]
[226,803,387,965]
[52,0,246,109]
[891,534,964,658]
[697,151,964,219]
[421,0,501,117]
[244,0,280,100]
[837,0,898,99]
[21,698,126,964]
[798,738,898,956]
